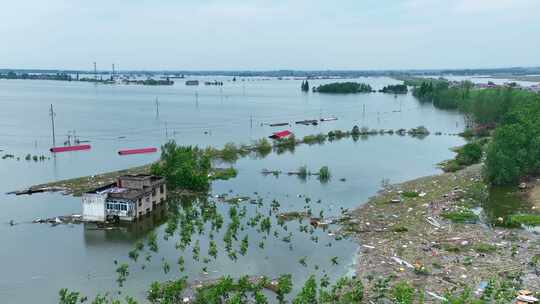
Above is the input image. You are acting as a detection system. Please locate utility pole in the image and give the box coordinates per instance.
[250,115,253,129]
[155,97,160,118]
[49,104,56,147]
[111,63,115,80]
[363,104,366,118]
[93,62,97,80]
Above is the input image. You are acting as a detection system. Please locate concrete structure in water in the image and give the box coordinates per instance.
[82,174,167,222]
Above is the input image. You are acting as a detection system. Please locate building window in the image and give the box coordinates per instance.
[160,185,164,194]
[152,189,156,197]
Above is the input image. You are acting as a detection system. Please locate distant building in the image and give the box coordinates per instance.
[82,174,167,222]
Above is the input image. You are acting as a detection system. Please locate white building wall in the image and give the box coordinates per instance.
[82,193,107,222]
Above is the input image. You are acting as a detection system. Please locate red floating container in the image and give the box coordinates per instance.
[118,147,158,155]
[269,130,292,139]
[50,145,91,153]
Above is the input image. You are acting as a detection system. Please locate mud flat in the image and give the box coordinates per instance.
[339,164,540,299]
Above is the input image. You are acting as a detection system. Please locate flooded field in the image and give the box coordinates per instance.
[0,77,465,302]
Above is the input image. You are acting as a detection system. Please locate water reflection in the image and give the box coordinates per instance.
[482,186,532,224]
[83,203,168,245]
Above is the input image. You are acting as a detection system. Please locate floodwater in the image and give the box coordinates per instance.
[0,77,465,303]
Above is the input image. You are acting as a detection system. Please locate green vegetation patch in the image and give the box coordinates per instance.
[151,141,211,192]
[507,214,540,227]
[441,208,479,223]
[302,133,326,145]
[379,84,408,94]
[441,141,484,172]
[211,168,238,180]
[473,243,498,253]
[401,191,419,198]
[314,82,373,94]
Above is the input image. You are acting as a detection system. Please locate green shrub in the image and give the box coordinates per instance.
[392,281,415,304]
[302,133,326,145]
[220,142,240,162]
[150,141,211,192]
[318,166,331,182]
[254,138,272,157]
[456,142,482,166]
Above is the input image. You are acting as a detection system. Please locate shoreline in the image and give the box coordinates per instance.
[340,164,540,299]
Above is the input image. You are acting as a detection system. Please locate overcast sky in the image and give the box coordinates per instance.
[1,0,539,70]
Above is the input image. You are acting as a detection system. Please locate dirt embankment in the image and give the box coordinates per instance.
[20,164,153,197]
[340,165,540,299]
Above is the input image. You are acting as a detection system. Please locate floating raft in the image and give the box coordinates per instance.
[50,145,91,153]
[118,147,158,155]
[295,119,318,126]
[269,122,289,127]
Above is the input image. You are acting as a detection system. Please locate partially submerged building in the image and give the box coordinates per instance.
[82,174,166,222]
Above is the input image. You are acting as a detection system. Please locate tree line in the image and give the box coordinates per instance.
[379,84,408,94]
[313,82,373,94]
[410,79,540,185]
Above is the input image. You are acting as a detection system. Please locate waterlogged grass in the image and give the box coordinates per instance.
[507,214,540,227]
[473,243,498,253]
[302,133,326,145]
[211,167,238,180]
[441,208,479,223]
[401,191,419,198]
[440,141,485,172]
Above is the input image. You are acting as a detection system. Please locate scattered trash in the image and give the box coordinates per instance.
[517,292,539,304]
[391,256,414,269]
[426,291,447,301]
[426,216,442,228]
[390,197,402,204]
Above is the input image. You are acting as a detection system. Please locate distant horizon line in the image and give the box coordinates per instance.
[1,65,539,74]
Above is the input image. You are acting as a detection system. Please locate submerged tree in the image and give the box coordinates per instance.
[301,80,310,92]
[151,141,211,192]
